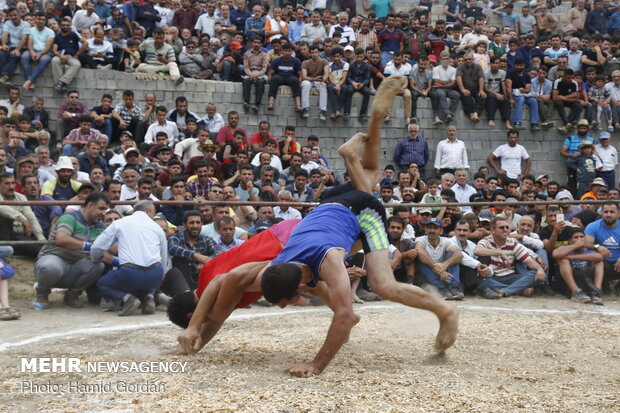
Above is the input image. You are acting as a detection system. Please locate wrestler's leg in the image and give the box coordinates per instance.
[365,249,459,353]
[337,76,405,193]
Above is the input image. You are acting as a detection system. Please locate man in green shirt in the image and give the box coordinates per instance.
[34,192,113,309]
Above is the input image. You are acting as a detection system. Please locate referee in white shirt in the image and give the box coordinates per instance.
[91,200,168,316]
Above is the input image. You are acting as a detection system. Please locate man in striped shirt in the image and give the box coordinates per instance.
[474,216,546,297]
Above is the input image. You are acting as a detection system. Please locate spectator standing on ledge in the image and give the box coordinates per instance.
[393,123,429,177]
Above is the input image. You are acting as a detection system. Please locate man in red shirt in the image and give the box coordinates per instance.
[215,110,244,149]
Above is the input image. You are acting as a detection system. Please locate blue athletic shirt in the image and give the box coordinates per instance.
[271,203,360,286]
[585,218,620,262]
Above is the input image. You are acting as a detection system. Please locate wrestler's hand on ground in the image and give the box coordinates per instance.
[287,362,321,378]
[177,327,203,354]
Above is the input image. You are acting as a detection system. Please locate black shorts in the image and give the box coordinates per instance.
[321,184,389,253]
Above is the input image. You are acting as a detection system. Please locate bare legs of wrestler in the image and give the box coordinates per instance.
[337,76,459,353]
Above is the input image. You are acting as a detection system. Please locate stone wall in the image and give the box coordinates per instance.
[10,68,585,181]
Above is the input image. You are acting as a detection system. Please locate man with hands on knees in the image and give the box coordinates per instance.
[451,219,500,299]
[474,216,546,297]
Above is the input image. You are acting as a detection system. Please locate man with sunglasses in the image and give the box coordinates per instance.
[474,216,546,297]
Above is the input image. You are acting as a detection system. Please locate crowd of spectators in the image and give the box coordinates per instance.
[1,0,620,319]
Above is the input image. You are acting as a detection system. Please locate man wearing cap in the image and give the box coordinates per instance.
[579,177,608,200]
[113,148,143,182]
[217,40,245,82]
[41,156,83,200]
[393,123,429,174]
[475,216,545,297]
[594,131,617,189]
[0,172,46,258]
[556,189,582,222]
[560,119,594,195]
[415,217,464,300]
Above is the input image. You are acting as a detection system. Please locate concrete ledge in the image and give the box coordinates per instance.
[8,67,575,180]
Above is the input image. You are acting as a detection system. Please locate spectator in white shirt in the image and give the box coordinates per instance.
[144,105,180,145]
[595,132,618,189]
[174,128,211,163]
[273,189,302,220]
[434,125,470,177]
[487,129,531,180]
[199,102,225,135]
[383,51,412,122]
[451,168,477,213]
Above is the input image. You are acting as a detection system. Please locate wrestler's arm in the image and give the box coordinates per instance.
[209,261,270,322]
[178,275,225,353]
[289,250,357,377]
[178,261,269,353]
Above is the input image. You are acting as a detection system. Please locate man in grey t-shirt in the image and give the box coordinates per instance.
[516,6,537,38]
[409,56,433,122]
[483,56,511,129]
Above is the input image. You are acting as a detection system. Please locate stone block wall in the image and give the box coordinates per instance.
[9,68,587,182]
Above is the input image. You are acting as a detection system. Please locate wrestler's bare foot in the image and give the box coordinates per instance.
[434,305,459,353]
[337,132,367,160]
[352,294,364,304]
[353,312,361,326]
[370,75,405,119]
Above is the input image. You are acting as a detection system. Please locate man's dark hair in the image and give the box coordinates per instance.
[213,202,228,212]
[183,210,201,224]
[156,105,167,113]
[387,215,405,227]
[167,291,197,328]
[175,96,188,104]
[84,191,111,207]
[138,177,154,187]
[261,263,302,303]
[122,89,134,97]
[294,169,309,179]
[20,173,37,187]
[392,205,410,215]
[153,27,165,36]
[170,175,187,186]
[104,179,122,191]
[79,114,92,123]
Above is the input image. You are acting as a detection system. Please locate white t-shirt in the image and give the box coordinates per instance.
[492,143,529,178]
[415,236,453,262]
[432,65,456,82]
